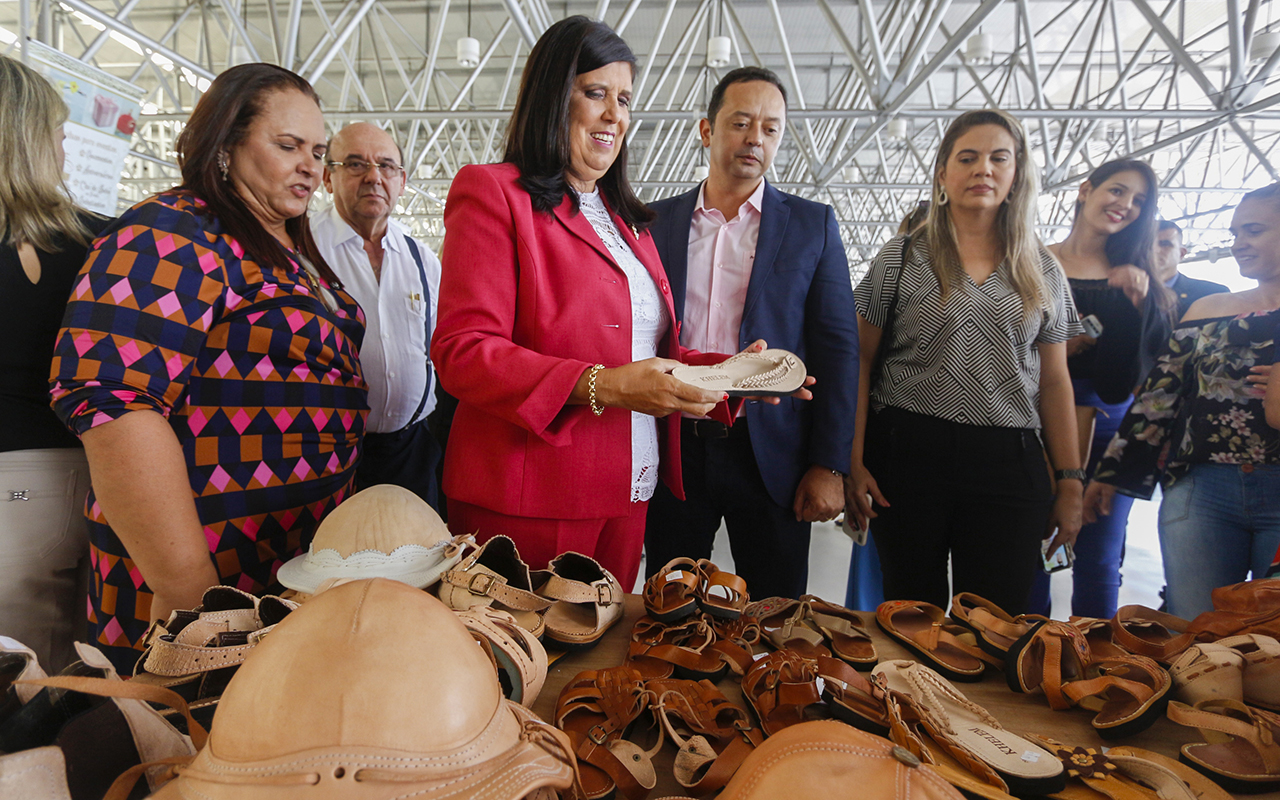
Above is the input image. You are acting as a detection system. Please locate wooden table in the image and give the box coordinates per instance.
[532,595,1279,799]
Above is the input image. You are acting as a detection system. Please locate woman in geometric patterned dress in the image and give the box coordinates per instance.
[50,64,368,672]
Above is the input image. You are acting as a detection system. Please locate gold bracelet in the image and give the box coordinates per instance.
[588,364,606,416]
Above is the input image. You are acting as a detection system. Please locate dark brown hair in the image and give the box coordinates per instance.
[707,66,788,128]
[175,63,336,283]
[503,16,653,231]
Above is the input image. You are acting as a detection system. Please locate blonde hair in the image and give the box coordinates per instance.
[923,109,1046,315]
[0,55,92,252]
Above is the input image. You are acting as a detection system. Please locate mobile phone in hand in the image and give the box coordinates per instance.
[1041,538,1075,574]
[1080,314,1104,338]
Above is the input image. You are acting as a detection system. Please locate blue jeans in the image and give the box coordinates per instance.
[1028,381,1133,618]
[1159,463,1280,618]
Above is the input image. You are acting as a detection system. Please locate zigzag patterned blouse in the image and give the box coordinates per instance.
[50,191,368,671]
[854,235,1081,430]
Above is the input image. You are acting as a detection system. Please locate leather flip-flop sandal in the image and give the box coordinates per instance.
[694,560,748,619]
[815,655,889,736]
[555,666,661,800]
[1110,605,1196,666]
[1218,634,1280,711]
[877,600,999,682]
[1167,698,1280,793]
[950,593,1047,660]
[803,595,877,668]
[874,659,1066,797]
[742,650,829,736]
[647,678,763,796]
[1029,735,1201,800]
[625,615,728,682]
[643,558,703,623]
[535,551,624,651]
[749,597,831,659]
[1106,746,1235,800]
[456,606,547,707]
[1061,655,1172,740]
[670,348,807,397]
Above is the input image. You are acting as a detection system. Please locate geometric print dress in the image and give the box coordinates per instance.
[50,192,368,672]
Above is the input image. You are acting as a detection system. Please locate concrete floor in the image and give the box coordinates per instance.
[635,493,1167,619]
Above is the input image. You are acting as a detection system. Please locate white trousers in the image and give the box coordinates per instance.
[0,448,90,672]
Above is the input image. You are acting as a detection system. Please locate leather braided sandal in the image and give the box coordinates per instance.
[625,615,728,682]
[647,678,763,796]
[644,558,704,623]
[556,666,661,800]
[1167,698,1280,793]
[949,592,1048,660]
[741,650,829,736]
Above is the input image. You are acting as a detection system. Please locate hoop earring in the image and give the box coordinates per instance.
[218,153,230,182]
[937,188,949,206]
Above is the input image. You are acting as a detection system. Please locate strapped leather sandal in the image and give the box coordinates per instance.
[644,558,704,623]
[456,606,547,707]
[1219,634,1280,711]
[535,551,625,651]
[803,595,877,668]
[704,615,759,679]
[949,592,1048,659]
[625,616,727,682]
[877,600,1000,682]
[670,349,807,397]
[815,655,889,736]
[694,560,748,620]
[556,666,661,800]
[874,659,1065,797]
[1106,746,1234,800]
[1008,620,1092,700]
[746,597,831,659]
[1060,655,1172,740]
[436,535,553,637]
[647,678,763,795]
[741,650,829,736]
[1110,605,1196,665]
[1171,642,1245,707]
[1167,698,1280,793]
[1069,616,1132,660]
[1029,735,1203,800]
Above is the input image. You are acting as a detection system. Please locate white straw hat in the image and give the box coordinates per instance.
[277,485,470,593]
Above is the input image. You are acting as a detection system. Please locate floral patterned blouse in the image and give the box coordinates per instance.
[1093,309,1280,500]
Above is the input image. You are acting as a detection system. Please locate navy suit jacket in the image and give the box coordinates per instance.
[650,181,860,507]
[1172,272,1230,322]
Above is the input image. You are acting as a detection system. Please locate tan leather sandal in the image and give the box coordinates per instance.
[1219,633,1280,711]
[815,655,889,736]
[1167,698,1280,793]
[625,615,728,682]
[1029,735,1201,800]
[436,535,553,637]
[877,600,1000,682]
[456,606,547,707]
[746,597,831,659]
[1060,655,1172,740]
[1008,620,1092,700]
[950,592,1048,659]
[647,678,763,795]
[556,666,661,800]
[644,558,703,623]
[1106,746,1234,800]
[1110,605,1196,665]
[874,659,1065,796]
[1171,642,1245,707]
[670,349,807,397]
[535,551,624,651]
[741,650,829,736]
[694,560,748,620]
[803,595,876,668]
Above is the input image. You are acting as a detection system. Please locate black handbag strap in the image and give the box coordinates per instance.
[871,234,911,390]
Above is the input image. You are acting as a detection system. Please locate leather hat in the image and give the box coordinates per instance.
[149,579,577,799]
[687,720,964,800]
[277,485,468,593]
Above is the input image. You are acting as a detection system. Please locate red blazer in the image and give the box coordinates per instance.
[431,163,732,519]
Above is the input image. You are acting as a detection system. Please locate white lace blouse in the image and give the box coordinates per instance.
[577,189,669,503]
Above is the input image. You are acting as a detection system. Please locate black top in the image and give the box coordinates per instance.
[1095,309,1280,499]
[1,212,110,453]
[1170,272,1230,321]
[1066,278,1171,405]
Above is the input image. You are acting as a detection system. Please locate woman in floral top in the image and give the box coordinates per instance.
[1085,184,1280,618]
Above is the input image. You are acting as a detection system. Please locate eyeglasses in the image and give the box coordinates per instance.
[326,159,405,178]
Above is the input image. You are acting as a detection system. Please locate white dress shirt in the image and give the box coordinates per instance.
[311,204,440,434]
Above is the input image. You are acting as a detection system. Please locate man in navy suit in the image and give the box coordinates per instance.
[1155,220,1228,320]
[643,67,859,599]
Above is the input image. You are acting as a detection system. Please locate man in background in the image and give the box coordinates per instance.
[1155,220,1228,320]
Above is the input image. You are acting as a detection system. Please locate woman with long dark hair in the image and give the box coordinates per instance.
[1028,159,1174,619]
[431,17,788,588]
[845,109,1083,614]
[50,64,367,672]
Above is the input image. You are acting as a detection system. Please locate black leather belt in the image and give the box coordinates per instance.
[683,418,748,439]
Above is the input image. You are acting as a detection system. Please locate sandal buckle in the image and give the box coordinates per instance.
[733,718,754,744]
[596,583,614,606]
[587,724,609,746]
[467,573,497,595]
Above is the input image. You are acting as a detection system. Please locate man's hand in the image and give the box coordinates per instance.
[793,465,844,523]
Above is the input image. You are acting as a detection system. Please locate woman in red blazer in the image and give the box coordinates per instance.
[432,17,741,586]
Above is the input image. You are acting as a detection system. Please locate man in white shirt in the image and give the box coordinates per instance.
[312,122,443,508]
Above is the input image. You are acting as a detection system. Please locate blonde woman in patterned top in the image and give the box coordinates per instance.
[847,109,1084,614]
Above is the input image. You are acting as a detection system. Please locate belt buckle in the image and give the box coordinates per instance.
[695,420,728,439]
[587,724,609,745]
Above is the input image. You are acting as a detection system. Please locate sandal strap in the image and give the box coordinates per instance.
[1168,700,1280,774]
[140,625,277,677]
[911,622,1003,669]
[1111,605,1196,662]
[440,566,553,612]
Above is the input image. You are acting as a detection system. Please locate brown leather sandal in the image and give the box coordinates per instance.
[1069,616,1133,660]
[1061,655,1172,739]
[644,558,704,623]
[1030,735,1206,800]
[815,655,889,736]
[1107,746,1235,800]
[741,650,829,736]
[625,615,727,682]
[1110,605,1196,665]
[1007,620,1092,700]
[877,600,1000,682]
[555,666,660,800]
[647,678,763,795]
[803,595,877,668]
[746,597,831,659]
[1167,698,1280,793]
[949,592,1048,659]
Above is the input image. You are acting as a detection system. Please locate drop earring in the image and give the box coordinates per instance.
[937,187,949,206]
[218,153,230,182]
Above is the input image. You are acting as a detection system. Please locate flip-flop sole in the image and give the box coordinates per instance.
[1093,688,1170,740]
[1180,750,1280,794]
[876,616,985,683]
[824,691,890,737]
